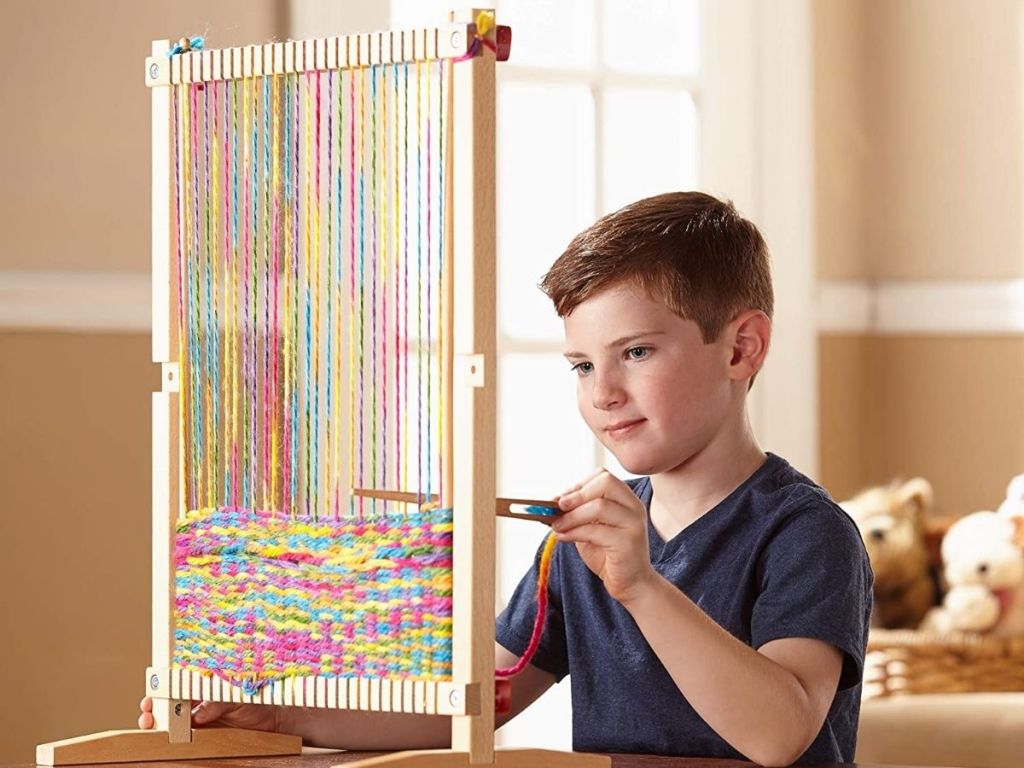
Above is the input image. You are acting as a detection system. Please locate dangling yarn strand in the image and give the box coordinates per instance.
[496,535,558,679]
[370,64,380,509]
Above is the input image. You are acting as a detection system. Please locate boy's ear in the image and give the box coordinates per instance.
[726,310,771,382]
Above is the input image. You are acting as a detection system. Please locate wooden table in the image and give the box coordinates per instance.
[1,750,931,768]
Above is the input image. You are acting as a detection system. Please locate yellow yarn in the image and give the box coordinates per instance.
[271,74,281,510]
[180,84,193,510]
[348,68,361,509]
[209,83,221,510]
[283,73,295,517]
[475,10,495,37]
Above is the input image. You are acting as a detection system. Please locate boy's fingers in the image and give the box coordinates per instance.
[139,696,153,714]
[138,711,155,730]
[553,498,633,532]
[191,701,229,724]
[558,468,608,501]
[555,521,619,549]
[560,471,641,514]
[558,469,610,510]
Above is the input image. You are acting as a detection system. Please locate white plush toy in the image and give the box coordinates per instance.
[997,473,1024,519]
[919,510,1024,636]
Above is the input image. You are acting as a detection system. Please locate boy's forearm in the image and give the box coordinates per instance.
[621,574,817,767]
[277,707,451,751]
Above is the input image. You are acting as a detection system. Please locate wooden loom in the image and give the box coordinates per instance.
[37,10,607,768]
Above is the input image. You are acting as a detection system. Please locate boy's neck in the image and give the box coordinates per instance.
[647,420,766,542]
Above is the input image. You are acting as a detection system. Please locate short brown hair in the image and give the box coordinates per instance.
[540,191,773,343]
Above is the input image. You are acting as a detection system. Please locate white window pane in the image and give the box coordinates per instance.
[497,0,597,69]
[602,0,700,75]
[495,667,572,749]
[498,83,596,340]
[498,354,596,501]
[602,88,698,213]
[495,354,595,751]
[389,0,457,27]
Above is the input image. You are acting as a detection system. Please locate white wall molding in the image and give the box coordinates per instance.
[819,279,1024,335]
[0,271,150,333]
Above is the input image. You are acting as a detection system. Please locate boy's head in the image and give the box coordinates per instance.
[541,192,773,476]
[541,191,773,343]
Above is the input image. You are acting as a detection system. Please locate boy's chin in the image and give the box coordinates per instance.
[607,449,661,477]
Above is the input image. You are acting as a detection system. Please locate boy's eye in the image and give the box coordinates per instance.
[570,361,593,376]
[626,346,651,361]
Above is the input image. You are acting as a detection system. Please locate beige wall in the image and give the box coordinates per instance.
[865,0,1023,280]
[816,0,1024,281]
[820,336,1024,515]
[814,0,869,280]
[815,1,1024,516]
[0,1,285,762]
[0,333,154,761]
[1,0,287,273]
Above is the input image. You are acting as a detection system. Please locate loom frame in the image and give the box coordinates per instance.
[37,10,607,768]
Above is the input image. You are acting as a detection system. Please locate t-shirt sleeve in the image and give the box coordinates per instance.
[495,537,570,681]
[750,502,873,691]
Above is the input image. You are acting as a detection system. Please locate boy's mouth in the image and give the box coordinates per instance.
[606,418,645,438]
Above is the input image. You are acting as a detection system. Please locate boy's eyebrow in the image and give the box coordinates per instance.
[563,331,665,358]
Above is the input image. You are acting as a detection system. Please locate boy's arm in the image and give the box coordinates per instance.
[140,643,556,750]
[553,471,844,768]
[622,575,842,767]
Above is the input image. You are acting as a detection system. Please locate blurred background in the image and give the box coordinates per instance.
[2,0,1023,763]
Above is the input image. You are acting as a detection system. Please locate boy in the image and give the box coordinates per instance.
[141,191,871,766]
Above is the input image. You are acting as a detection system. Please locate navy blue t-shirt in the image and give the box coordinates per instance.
[495,453,872,764]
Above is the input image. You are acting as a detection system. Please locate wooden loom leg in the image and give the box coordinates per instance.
[331,748,611,768]
[36,727,302,766]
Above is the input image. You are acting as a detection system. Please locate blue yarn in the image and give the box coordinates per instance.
[168,36,205,57]
[523,504,559,517]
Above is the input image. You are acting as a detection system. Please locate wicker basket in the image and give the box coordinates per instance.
[864,629,1024,699]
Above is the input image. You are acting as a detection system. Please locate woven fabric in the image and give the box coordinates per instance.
[174,506,453,693]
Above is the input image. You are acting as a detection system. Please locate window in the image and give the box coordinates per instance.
[390,0,762,749]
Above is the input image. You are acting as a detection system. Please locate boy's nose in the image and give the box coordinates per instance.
[591,376,625,410]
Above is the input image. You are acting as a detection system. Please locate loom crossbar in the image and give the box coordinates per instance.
[147,667,479,716]
[145,25,473,88]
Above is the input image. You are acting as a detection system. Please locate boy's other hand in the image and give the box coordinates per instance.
[553,469,656,605]
[138,696,279,732]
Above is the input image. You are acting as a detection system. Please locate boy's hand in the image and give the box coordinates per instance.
[552,469,657,605]
[138,696,279,732]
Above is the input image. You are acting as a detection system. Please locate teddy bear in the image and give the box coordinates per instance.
[840,478,936,629]
[919,510,1024,636]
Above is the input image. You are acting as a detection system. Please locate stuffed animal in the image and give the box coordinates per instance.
[997,473,1024,519]
[919,510,1024,636]
[840,478,936,629]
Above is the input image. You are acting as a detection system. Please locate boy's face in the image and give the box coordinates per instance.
[563,284,736,477]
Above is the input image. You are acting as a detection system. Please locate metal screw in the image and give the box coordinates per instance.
[451,30,463,50]
[149,62,159,80]
[174,703,183,716]
[149,674,160,690]
[449,689,461,707]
